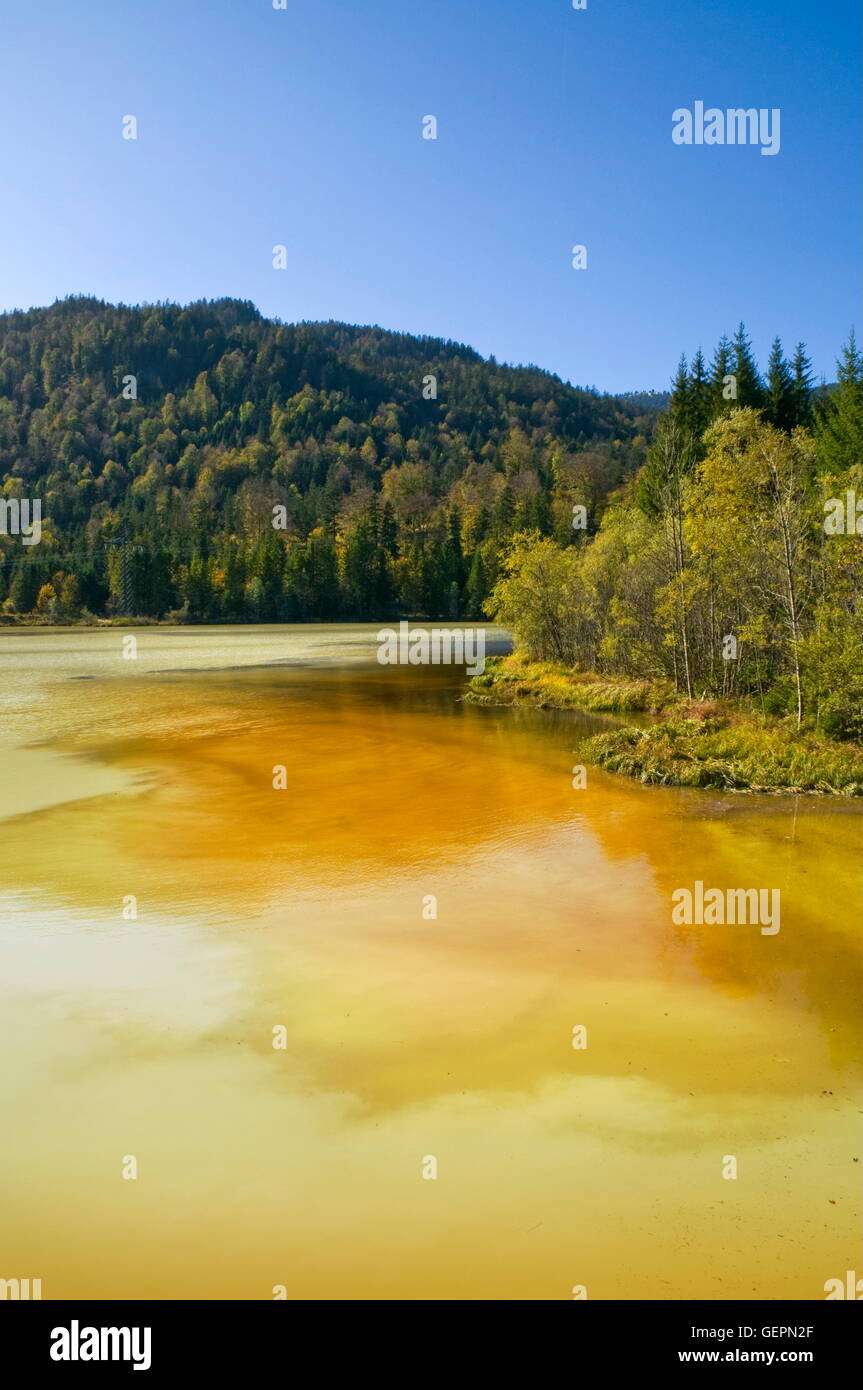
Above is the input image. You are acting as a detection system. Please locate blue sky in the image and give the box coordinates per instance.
[0,0,858,391]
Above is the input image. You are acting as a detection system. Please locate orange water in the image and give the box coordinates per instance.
[0,626,859,1299]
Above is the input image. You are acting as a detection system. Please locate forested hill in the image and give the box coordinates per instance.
[0,297,658,622]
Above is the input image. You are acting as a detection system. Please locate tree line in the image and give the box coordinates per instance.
[487,326,863,739]
[0,297,656,623]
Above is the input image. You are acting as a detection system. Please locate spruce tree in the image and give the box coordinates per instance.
[815,330,863,475]
[668,355,690,432]
[492,483,516,535]
[464,545,490,617]
[765,337,794,431]
[789,342,814,429]
[709,334,734,417]
[731,323,765,410]
[9,562,42,614]
[688,348,713,448]
[380,501,398,555]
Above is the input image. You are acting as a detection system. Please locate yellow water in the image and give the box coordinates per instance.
[0,625,860,1300]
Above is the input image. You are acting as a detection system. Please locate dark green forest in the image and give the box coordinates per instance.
[0,296,661,622]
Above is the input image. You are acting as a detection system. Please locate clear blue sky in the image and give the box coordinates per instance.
[0,0,858,391]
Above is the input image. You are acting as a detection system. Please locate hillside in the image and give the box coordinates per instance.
[0,297,659,622]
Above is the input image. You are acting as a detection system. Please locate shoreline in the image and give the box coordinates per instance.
[466,656,863,797]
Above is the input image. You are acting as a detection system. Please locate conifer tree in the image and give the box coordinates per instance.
[464,545,491,616]
[815,331,863,474]
[688,348,713,447]
[8,561,42,614]
[731,323,765,410]
[765,337,795,431]
[709,335,734,417]
[789,342,814,429]
[668,355,690,431]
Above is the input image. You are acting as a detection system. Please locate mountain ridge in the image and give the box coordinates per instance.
[0,296,657,621]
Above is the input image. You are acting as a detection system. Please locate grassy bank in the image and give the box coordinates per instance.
[465,656,674,714]
[467,657,863,796]
[0,613,164,627]
[587,720,863,795]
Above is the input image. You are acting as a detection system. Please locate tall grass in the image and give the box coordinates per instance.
[467,658,863,795]
[466,657,672,714]
[587,720,863,795]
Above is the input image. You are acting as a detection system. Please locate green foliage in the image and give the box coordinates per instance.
[814,330,863,475]
[731,322,766,411]
[468,327,863,796]
[483,534,585,664]
[765,337,795,431]
[798,600,863,741]
[479,338,863,745]
[587,719,863,795]
[0,297,656,621]
[466,657,672,713]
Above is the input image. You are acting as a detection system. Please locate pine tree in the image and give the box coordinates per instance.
[668,355,690,432]
[815,330,863,474]
[468,506,491,549]
[731,323,765,410]
[221,542,245,618]
[464,545,491,617]
[709,335,734,417]
[492,483,516,535]
[305,528,341,619]
[765,338,794,431]
[9,562,42,613]
[447,506,465,584]
[380,501,398,555]
[789,343,814,429]
[688,348,713,447]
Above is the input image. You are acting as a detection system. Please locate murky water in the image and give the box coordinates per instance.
[0,625,859,1300]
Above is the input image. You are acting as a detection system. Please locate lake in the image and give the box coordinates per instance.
[0,625,859,1299]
